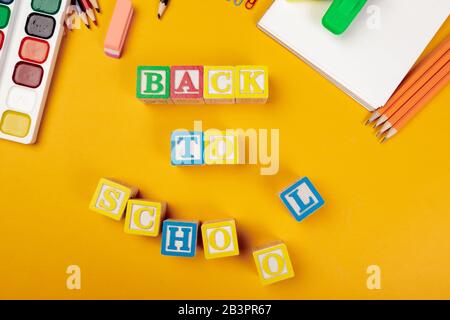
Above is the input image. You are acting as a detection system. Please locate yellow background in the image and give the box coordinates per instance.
[0,0,449,299]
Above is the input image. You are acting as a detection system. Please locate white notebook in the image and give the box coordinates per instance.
[258,0,450,110]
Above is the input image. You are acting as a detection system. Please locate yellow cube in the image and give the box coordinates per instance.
[235,66,269,104]
[203,66,235,104]
[201,219,240,259]
[89,178,138,221]
[253,241,295,285]
[124,199,166,237]
[204,129,242,165]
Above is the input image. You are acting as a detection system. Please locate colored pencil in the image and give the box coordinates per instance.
[88,0,101,13]
[74,0,90,29]
[65,5,75,31]
[366,35,450,125]
[375,49,450,128]
[78,0,97,26]
[378,61,450,136]
[158,0,169,19]
[382,72,450,142]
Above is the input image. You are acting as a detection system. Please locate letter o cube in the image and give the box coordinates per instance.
[253,241,295,285]
[201,219,240,259]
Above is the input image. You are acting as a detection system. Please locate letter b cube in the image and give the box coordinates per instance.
[136,66,171,104]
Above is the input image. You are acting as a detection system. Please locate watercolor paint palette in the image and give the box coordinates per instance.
[0,0,69,144]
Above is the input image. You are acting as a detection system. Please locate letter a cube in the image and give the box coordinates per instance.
[253,241,295,285]
[161,219,199,257]
[89,178,138,221]
[170,66,204,104]
[171,131,204,165]
[136,66,171,104]
[124,199,166,236]
[235,66,269,104]
[204,130,242,165]
[204,66,235,104]
[201,219,240,259]
[279,177,324,222]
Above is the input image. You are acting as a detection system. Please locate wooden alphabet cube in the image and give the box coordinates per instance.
[201,219,240,259]
[235,66,269,104]
[136,66,171,104]
[203,66,235,104]
[253,241,295,285]
[161,219,199,257]
[204,129,242,165]
[171,131,204,165]
[170,66,204,104]
[279,177,324,222]
[124,199,166,237]
[89,178,138,221]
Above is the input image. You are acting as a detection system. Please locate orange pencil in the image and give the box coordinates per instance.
[382,72,450,142]
[374,49,450,127]
[366,35,450,125]
[378,61,450,135]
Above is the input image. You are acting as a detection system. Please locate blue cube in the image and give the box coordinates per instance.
[171,131,204,165]
[161,220,198,257]
[280,177,324,222]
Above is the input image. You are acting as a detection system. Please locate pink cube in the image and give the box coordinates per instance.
[170,66,204,104]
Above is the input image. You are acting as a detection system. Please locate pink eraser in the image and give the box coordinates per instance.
[104,0,134,58]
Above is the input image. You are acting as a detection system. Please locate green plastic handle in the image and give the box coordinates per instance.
[322,0,368,35]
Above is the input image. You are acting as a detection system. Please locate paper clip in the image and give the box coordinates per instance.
[245,0,258,10]
[229,0,244,6]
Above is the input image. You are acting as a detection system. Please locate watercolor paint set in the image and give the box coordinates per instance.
[0,0,69,144]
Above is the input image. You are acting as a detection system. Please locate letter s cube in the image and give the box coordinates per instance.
[89,178,138,221]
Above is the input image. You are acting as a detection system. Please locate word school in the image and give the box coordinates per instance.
[89,178,296,285]
[136,65,268,104]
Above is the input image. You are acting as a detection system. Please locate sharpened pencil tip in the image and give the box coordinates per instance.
[158,14,161,19]
[380,137,386,144]
[365,119,371,125]
[96,9,100,13]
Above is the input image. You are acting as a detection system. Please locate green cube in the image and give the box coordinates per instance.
[136,66,171,104]
[32,0,62,15]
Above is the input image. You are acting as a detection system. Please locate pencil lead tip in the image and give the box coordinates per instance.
[364,119,371,126]
[380,137,386,144]
[158,14,161,19]
[96,9,100,13]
